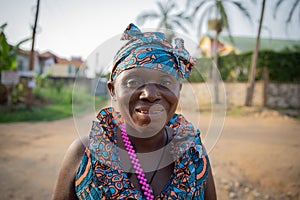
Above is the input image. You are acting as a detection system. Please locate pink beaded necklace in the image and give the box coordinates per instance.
[121,123,168,200]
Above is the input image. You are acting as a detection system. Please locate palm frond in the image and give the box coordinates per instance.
[185,0,192,10]
[0,23,7,32]
[230,1,252,23]
[157,1,166,14]
[220,3,235,46]
[15,38,31,48]
[136,12,159,25]
[192,1,213,17]
[219,2,230,30]
[136,0,196,37]
[273,0,285,19]
[174,12,193,24]
[170,19,189,33]
[286,0,300,23]
[197,4,214,37]
[166,0,176,14]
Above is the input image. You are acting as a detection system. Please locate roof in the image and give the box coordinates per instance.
[39,51,57,58]
[219,36,300,53]
[16,48,37,56]
[16,48,84,67]
[55,56,83,67]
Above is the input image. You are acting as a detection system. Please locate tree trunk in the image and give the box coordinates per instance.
[212,31,219,104]
[26,0,40,108]
[245,0,266,106]
[212,0,221,104]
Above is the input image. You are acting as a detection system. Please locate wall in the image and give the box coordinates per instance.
[179,82,300,109]
[266,83,300,108]
[16,54,40,75]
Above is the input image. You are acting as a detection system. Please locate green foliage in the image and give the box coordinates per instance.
[0,23,30,73]
[190,0,251,38]
[190,50,300,82]
[11,83,24,103]
[0,104,73,122]
[257,50,300,82]
[136,1,192,41]
[218,52,252,82]
[187,57,212,82]
[35,72,51,88]
[0,78,107,122]
[0,26,17,72]
[33,85,73,105]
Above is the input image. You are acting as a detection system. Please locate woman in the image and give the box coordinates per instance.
[53,23,217,200]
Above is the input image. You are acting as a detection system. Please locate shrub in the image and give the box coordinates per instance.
[190,50,300,82]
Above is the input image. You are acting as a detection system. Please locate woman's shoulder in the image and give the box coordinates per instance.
[52,135,89,199]
[68,135,89,160]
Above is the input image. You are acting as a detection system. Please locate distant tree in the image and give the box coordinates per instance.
[0,23,30,106]
[245,0,266,106]
[188,0,251,103]
[136,0,192,42]
[0,23,30,74]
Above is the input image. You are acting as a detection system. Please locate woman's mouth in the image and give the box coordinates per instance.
[131,104,168,128]
[135,107,164,115]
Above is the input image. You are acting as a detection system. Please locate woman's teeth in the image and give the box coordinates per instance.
[136,109,163,114]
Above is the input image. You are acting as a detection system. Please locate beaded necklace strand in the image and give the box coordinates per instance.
[121,123,168,200]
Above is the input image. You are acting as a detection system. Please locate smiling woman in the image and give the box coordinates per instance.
[53,23,217,200]
[109,68,181,137]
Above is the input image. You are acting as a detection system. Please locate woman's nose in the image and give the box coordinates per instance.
[139,83,161,102]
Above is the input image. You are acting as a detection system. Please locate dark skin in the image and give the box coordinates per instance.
[53,68,217,199]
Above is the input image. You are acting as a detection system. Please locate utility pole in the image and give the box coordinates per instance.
[27,0,40,108]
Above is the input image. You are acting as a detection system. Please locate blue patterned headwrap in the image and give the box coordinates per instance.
[110,23,196,81]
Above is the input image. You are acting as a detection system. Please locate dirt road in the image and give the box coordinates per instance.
[0,109,299,200]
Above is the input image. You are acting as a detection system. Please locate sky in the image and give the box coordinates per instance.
[1,0,300,61]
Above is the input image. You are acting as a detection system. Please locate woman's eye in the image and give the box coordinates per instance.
[126,79,142,88]
[160,80,172,87]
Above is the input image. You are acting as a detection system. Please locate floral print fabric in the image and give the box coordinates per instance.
[75,107,210,199]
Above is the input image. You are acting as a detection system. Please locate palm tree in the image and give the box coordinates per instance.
[273,0,300,25]
[245,0,266,106]
[189,0,251,104]
[136,0,192,42]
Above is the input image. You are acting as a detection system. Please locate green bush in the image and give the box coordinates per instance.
[0,79,107,122]
[190,50,300,82]
[187,57,211,82]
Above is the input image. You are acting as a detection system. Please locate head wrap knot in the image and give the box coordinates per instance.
[110,23,195,81]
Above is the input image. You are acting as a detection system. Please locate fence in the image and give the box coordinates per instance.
[179,82,300,109]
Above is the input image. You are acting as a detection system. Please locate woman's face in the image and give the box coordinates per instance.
[108,67,181,137]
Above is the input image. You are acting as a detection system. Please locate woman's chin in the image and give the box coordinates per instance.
[128,113,167,137]
[128,120,167,138]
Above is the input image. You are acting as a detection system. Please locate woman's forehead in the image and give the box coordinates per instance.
[116,67,179,80]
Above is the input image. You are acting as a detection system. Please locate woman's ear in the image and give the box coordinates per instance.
[107,81,116,100]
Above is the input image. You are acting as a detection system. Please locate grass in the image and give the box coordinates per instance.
[226,106,300,119]
[0,86,107,123]
[226,106,260,116]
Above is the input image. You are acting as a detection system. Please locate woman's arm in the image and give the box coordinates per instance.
[52,136,88,200]
[204,167,217,200]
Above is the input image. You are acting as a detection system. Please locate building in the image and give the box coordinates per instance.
[16,49,86,77]
[198,35,300,57]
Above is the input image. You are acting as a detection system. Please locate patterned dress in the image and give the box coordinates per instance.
[75,107,210,199]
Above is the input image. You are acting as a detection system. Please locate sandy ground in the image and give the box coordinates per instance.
[0,108,299,200]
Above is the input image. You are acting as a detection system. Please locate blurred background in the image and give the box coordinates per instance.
[0,0,299,199]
